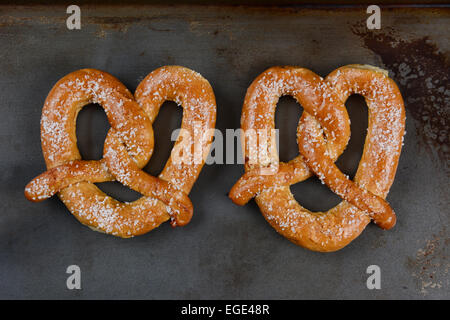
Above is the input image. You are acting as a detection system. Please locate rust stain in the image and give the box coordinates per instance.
[0,15,37,27]
[352,25,449,171]
[86,16,174,33]
[0,12,172,33]
[406,227,449,295]
[95,29,107,38]
[85,16,137,32]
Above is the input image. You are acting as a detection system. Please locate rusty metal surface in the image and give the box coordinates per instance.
[0,5,448,299]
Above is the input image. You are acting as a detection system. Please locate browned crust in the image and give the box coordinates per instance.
[229,65,405,252]
[25,66,217,237]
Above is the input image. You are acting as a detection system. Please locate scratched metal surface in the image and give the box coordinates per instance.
[0,5,448,299]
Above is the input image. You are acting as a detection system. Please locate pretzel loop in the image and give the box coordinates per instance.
[229,65,405,252]
[25,66,216,237]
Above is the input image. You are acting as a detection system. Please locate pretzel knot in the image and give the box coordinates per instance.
[25,66,216,237]
[229,65,405,252]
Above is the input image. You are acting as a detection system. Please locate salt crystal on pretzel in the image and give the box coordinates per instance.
[229,65,405,252]
[25,66,216,237]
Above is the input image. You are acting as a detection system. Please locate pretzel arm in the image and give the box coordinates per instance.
[104,131,193,227]
[25,160,113,202]
[229,163,295,205]
[297,118,396,229]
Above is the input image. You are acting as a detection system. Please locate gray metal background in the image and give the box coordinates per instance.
[0,4,448,299]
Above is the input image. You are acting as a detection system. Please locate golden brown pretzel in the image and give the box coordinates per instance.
[25,66,216,237]
[229,65,405,252]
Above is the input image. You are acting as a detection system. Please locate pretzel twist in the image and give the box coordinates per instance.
[25,66,216,237]
[229,65,405,252]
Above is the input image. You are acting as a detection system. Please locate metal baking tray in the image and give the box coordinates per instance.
[0,3,448,299]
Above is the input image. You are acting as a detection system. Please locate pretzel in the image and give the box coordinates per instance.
[229,65,405,252]
[25,66,216,237]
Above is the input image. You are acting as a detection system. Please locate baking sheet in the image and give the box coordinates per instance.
[0,4,448,299]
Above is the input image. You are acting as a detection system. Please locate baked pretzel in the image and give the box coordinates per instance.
[25,66,216,237]
[229,65,405,252]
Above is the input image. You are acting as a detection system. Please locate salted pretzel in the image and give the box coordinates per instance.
[229,65,405,252]
[25,66,216,237]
